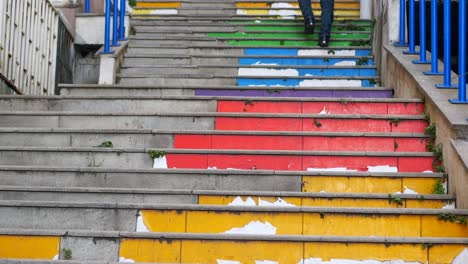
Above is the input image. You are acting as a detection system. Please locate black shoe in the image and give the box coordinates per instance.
[304,18,315,34]
[318,36,329,47]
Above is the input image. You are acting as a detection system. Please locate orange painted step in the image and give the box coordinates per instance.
[217,101,424,115]
[215,117,428,133]
[165,151,433,172]
[174,134,428,152]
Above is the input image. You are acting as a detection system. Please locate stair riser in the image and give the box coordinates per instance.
[1,234,466,263]
[0,116,215,130]
[130,39,369,47]
[0,171,302,191]
[175,135,429,152]
[194,89,394,98]
[178,9,237,15]
[0,99,217,113]
[123,57,191,65]
[0,191,196,205]
[0,133,429,152]
[118,77,374,86]
[119,67,238,75]
[0,151,433,172]
[217,101,424,115]
[1,206,466,237]
[59,87,198,96]
[0,191,450,208]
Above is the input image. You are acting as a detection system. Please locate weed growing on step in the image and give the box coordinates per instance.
[266,88,281,95]
[327,49,335,55]
[323,58,330,63]
[313,119,322,128]
[387,194,404,206]
[88,158,104,168]
[148,150,166,159]
[422,243,433,250]
[432,179,446,195]
[244,99,254,106]
[389,118,400,127]
[369,79,378,86]
[62,248,72,260]
[356,57,369,66]
[394,141,399,151]
[96,141,113,148]
[338,23,361,31]
[418,195,425,201]
[438,213,467,225]
[350,39,371,46]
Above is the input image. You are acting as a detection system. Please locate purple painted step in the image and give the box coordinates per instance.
[195,89,393,98]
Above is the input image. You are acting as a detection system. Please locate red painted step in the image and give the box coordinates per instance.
[215,117,428,133]
[174,134,429,152]
[217,101,424,115]
[164,151,434,172]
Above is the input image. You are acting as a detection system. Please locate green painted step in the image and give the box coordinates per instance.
[244,25,372,31]
[226,19,373,25]
[226,39,371,47]
[207,32,370,39]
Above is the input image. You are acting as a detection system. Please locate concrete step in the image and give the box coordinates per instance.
[119,65,377,76]
[58,84,394,98]
[0,201,466,236]
[1,229,466,262]
[117,75,378,86]
[0,128,429,151]
[129,18,372,26]
[0,111,427,131]
[0,186,454,208]
[0,96,422,114]
[0,147,433,172]
[0,166,444,193]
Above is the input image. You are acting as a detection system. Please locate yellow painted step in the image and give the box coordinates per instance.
[120,237,467,264]
[139,208,468,237]
[302,175,437,194]
[136,2,181,8]
[198,194,452,209]
[235,9,360,17]
[235,2,360,9]
[0,235,60,259]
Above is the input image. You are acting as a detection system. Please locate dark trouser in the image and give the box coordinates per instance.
[298,0,334,38]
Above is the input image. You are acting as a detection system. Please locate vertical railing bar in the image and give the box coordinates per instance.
[424,0,443,75]
[3,1,13,88]
[22,0,33,91]
[119,0,127,41]
[30,0,39,94]
[395,0,408,47]
[101,0,114,54]
[19,0,28,91]
[42,2,51,95]
[49,12,59,95]
[413,0,429,64]
[44,5,53,94]
[112,0,120,46]
[403,0,418,54]
[85,0,90,13]
[450,0,468,104]
[436,0,456,89]
[13,0,24,90]
[36,0,45,94]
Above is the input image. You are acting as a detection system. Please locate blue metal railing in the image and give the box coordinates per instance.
[84,0,127,54]
[399,0,467,104]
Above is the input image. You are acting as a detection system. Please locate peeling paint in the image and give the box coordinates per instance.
[299,79,361,87]
[119,257,136,263]
[53,255,59,260]
[319,107,330,115]
[217,260,241,264]
[452,248,468,264]
[256,261,279,264]
[394,186,418,195]
[334,60,357,66]
[367,165,398,173]
[237,9,248,15]
[307,167,358,172]
[442,203,456,209]
[258,197,296,207]
[271,3,295,8]
[153,156,168,169]
[298,49,356,56]
[136,211,150,232]
[238,67,299,76]
[268,9,300,16]
[254,61,279,66]
[224,221,277,235]
[228,196,257,206]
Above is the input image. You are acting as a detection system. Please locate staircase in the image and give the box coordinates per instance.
[0,0,467,263]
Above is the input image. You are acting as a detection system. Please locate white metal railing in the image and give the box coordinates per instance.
[0,0,69,95]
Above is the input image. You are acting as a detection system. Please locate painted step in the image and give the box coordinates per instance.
[0,111,427,131]
[0,129,428,152]
[206,32,370,40]
[130,18,372,26]
[131,13,361,20]
[0,186,454,209]
[0,97,420,114]
[0,147,434,172]
[59,84,394,98]
[1,230,467,263]
[119,65,377,77]
[2,201,468,237]
[117,75,378,87]
[0,166,443,194]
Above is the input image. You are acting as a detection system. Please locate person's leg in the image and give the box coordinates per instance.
[319,0,334,46]
[298,0,315,33]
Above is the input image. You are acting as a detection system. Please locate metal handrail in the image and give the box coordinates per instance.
[399,0,467,104]
[0,72,22,95]
[84,0,127,54]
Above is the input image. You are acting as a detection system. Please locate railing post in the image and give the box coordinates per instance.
[112,0,120,46]
[413,0,429,64]
[85,0,90,13]
[450,0,468,104]
[395,0,408,47]
[119,0,128,40]
[101,0,114,54]
[437,0,456,89]
[424,0,443,75]
[403,0,418,54]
